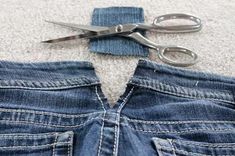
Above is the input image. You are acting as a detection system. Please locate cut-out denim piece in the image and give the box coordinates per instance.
[89,7,149,56]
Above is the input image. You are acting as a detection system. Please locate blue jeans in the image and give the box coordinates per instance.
[0,59,234,156]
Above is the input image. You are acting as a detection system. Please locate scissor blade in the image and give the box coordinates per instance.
[45,20,108,32]
[42,24,140,43]
[41,32,96,43]
[120,32,158,49]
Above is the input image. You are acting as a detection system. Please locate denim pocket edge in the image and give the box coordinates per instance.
[0,131,74,155]
[152,137,235,156]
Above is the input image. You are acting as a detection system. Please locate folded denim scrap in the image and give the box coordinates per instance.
[89,7,149,56]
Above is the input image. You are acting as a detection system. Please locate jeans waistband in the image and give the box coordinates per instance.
[0,61,100,89]
[0,59,234,104]
[129,59,235,104]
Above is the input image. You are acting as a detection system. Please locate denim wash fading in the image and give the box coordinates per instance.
[0,59,234,156]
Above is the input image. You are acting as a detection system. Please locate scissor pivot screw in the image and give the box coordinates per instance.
[115,25,123,32]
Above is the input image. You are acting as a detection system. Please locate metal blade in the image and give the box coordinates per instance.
[41,32,97,43]
[45,20,108,32]
[120,32,159,49]
[42,23,140,43]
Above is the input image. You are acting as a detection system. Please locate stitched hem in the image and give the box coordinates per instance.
[0,108,103,118]
[0,142,70,150]
[0,131,73,151]
[153,137,235,156]
[0,108,103,127]
[114,87,135,156]
[121,117,235,125]
[0,117,101,128]
[95,86,106,156]
[122,123,234,134]
[52,133,58,156]
[129,77,235,104]
[0,60,93,70]
[137,59,235,84]
[172,140,235,148]
[158,146,234,156]
[0,77,100,90]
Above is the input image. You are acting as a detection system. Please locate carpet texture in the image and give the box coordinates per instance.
[0,0,234,105]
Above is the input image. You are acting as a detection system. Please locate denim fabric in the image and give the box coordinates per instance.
[0,59,234,156]
[89,7,149,56]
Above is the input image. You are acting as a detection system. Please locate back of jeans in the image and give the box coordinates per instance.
[118,60,235,156]
[0,59,234,156]
[0,61,104,156]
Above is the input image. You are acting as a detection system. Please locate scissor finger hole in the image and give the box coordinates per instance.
[154,18,198,27]
[153,14,202,32]
[158,47,198,67]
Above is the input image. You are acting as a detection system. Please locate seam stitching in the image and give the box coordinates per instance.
[0,134,57,138]
[68,144,70,156]
[122,117,235,125]
[112,124,118,156]
[129,82,235,104]
[67,135,70,156]
[122,124,234,134]
[159,145,235,156]
[168,139,176,156]
[0,117,100,128]
[161,145,208,156]
[113,87,135,156]
[173,141,235,148]
[67,135,71,156]
[0,142,71,149]
[0,62,93,70]
[68,134,73,156]
[0,108,102,118]
[130,76,233,97]
[52,133,58,156]
[137,60,235,85]
[95,86,106,156]
[0,81,100,90]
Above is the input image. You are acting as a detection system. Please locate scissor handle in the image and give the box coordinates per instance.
[122,32,198,67]
[152,13,202,33]
[157,46,198,67]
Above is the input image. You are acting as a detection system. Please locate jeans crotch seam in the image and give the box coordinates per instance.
[113,87,135,156]
[95,86,106,156]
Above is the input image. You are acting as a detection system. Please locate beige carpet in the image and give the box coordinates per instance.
[0,0,234,105]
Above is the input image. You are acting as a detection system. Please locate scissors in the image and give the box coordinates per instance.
[42,13,202,67]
